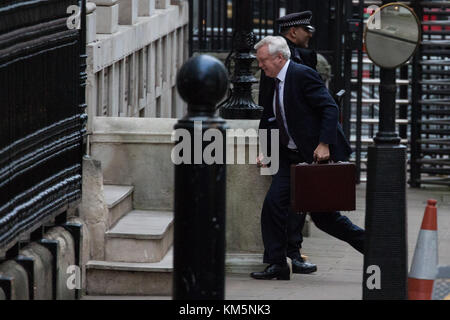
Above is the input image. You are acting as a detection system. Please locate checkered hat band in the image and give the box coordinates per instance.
[279,18,311,28]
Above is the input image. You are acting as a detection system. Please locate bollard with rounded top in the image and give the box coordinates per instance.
[173,55,229,300]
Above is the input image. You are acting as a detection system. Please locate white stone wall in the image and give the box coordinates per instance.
[91,117,271,254]
[85,0,189,133]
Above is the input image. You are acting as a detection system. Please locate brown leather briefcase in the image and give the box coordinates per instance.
[290,161,356,212]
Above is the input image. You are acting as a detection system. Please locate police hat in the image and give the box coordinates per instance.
[277,11,315,33]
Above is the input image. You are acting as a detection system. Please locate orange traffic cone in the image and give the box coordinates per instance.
[408,199,439,300]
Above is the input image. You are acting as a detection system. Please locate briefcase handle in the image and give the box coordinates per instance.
[312,160,352,165]
[313,159,335,165]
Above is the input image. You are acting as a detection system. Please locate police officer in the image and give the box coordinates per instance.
[277,11,317,70]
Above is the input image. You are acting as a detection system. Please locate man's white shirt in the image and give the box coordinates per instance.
[271,60,297,150]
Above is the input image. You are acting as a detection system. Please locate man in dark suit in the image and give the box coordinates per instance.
[251,36,364,281]
[258,11,319,276]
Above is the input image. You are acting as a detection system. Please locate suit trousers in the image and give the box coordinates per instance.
[261,146,365,265]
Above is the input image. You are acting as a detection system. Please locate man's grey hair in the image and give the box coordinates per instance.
[254,36,291,60]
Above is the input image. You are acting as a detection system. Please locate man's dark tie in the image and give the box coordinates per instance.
[274,78,290,147]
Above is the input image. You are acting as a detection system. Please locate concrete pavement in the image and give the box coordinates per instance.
[83,183,450,300]
[225,183,450,300]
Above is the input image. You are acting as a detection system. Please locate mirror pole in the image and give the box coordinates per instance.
[363,67,408,299]
[375,69,400,143]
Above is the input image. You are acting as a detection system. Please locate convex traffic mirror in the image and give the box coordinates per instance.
[364,3,421,69]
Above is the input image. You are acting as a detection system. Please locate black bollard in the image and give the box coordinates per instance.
[363,68,408,300]
[173,55,229,300]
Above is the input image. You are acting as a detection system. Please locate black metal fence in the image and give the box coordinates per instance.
[190,0,342,51]
[0,0,87,253]
[189,0,347,101]
[410,0,450,187]
[190,0,450,187]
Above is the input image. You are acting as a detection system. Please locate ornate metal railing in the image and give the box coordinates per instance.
[0,0,86,253]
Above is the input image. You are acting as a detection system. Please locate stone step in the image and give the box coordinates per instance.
[85,247,173,296]
[105,210,173,263]
[225,253,265,275]
[103,184,134,228]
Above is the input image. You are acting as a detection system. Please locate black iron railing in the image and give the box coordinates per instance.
[190,2,342,53]
[0,0,86,252]
[189,0,347,99]
[410,0,450,187]
[188,0,449,187]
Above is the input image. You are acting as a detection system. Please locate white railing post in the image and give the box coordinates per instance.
[138,0,155,16]
[92,0,119,34]
[117,0,138,25]
[155,0,170,9]
[86,2,97,43]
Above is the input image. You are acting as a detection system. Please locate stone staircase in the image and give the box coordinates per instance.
[85,185,173,296]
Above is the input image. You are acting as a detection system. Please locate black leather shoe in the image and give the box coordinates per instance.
[250,263,290,280]
[291,258,317,274]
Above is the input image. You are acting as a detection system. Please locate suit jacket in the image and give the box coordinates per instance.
[259,61,352,163]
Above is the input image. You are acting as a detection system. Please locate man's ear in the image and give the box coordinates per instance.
[290,26,297,37]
